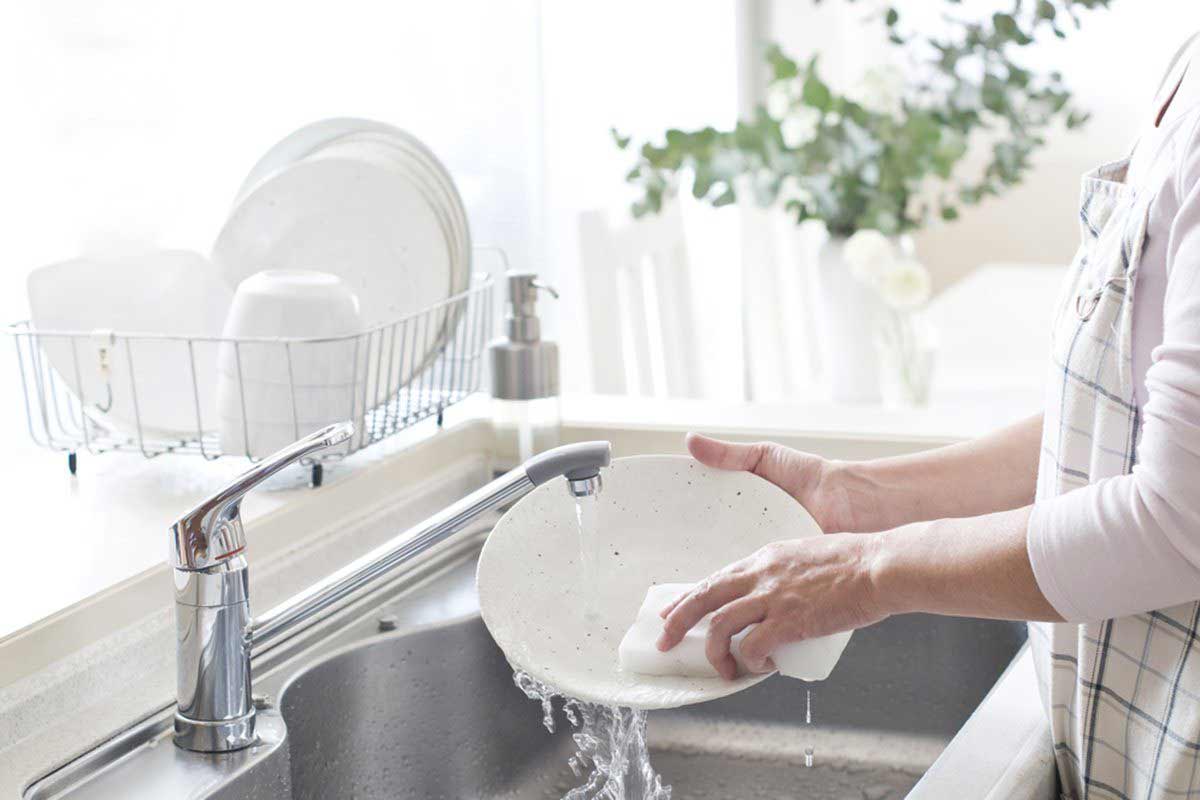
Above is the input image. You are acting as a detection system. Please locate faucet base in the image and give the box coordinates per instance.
[173,710,257,753]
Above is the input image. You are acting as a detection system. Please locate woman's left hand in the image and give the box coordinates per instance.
[656,534,889,680]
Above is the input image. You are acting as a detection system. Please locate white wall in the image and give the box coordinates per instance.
[763,0,1200,289]
[538,2,744,396]
[0,0,546,322]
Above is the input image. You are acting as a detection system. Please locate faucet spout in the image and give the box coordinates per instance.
[523,441,611,497]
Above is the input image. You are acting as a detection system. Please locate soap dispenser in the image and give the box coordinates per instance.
[488,271,561,463]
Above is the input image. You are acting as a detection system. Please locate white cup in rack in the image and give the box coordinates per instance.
[217,269,365,459]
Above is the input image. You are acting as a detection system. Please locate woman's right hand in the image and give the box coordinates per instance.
[686,433,860,533]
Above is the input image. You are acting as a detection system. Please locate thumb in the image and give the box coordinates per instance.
[685,433,770,474]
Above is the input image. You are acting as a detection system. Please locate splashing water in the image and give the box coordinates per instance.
[514,671,672,799]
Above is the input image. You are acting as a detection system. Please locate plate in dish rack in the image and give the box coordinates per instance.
[477,454,847,711]
[213,133,465,404]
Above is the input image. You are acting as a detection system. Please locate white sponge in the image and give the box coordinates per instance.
[618,583,749,678]
[617,582,853,681]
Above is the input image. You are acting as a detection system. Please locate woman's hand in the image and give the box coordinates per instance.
[656,534,889,680]
[686,433,859,533]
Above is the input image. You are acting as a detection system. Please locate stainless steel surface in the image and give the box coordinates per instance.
[172,424,353,753]
[171,424,354,571]
[171,437,609,754]
[276,609,1025,799]
[489,270,560,401]
[4,268,495,464]
[25,535,1028,799]
[567,473,603,497]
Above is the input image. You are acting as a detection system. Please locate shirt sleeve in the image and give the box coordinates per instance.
[1027,115,1200,623]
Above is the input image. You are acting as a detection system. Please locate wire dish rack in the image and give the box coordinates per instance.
[6,271,496,486]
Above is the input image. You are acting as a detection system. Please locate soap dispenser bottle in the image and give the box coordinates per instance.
[488,271,561,464]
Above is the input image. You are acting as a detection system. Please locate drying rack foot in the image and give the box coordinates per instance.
[310,463,323,488]
[67,452,78,475]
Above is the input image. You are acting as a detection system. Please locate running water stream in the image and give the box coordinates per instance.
[574,495,601,622]
[506,493,671,797]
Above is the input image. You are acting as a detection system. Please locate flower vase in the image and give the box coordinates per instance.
[803,225,888,403]
[876,310,938,408]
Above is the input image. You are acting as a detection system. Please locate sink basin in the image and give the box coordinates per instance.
[278,609,1024,799]
[25,541,1027,799]
[280,619,576,799]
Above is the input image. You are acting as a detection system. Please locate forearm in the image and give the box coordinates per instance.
[830,414,1043,532]
[870,505,1062,622]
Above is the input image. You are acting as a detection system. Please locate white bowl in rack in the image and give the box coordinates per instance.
[216,270,364,459]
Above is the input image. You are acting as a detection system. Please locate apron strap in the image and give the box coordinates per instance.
[1156,33,1199,126]
[1157,33,1199,98]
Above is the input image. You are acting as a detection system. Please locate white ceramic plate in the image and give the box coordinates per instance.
[213,143,457,399]
[231,118,471,286]
[26,249,232,437]
[477,455,830,710]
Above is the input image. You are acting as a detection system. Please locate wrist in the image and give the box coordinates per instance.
[863,526,923,617]
[822,459,884,533]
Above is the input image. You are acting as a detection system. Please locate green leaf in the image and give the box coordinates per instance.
[993,12,1018,36]
[764,43,799,81]
[801,71,833,112]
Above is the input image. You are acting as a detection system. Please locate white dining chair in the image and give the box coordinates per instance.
[578,205,703,398]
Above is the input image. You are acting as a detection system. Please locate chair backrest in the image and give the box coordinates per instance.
[578,205,701,398]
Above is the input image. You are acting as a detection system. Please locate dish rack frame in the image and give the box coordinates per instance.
[5,266,498,487]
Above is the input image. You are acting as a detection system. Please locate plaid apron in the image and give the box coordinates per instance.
[1030,157,1200,799]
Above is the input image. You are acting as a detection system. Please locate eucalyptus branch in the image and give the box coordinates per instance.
[616,0,1113,237]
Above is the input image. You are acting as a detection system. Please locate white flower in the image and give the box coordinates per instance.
[766,84,792,120]
[878,257,933,310]
[780,106,822,149]
[843,229,896,286]
[778,175,814,208]
[847,66,906,119]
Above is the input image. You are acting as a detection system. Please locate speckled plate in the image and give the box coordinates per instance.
[477,454,838,710]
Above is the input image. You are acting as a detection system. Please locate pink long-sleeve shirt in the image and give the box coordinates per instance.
[1027,68,1200,622]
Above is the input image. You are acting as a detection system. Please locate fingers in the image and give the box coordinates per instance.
[685,433,769,474]
[659,588,689,619]
[705,596,767,680]
[739,620,794,673]
[657,574,751,651]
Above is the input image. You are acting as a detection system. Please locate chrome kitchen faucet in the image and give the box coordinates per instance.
[169,421,611,752]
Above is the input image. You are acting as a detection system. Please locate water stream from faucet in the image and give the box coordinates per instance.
[514,671,672,799]
[574,495,601,622]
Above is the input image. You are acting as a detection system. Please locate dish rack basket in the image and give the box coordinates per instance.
[5,270,497,486]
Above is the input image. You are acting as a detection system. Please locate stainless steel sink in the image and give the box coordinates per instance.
[278,613,1023,800]
[25,537,1027,799]
[280,619,576,799]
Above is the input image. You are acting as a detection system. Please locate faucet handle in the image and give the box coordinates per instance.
[170,422,355,571]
